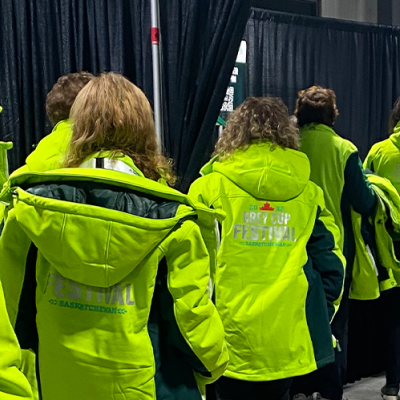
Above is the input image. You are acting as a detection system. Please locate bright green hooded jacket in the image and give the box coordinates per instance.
[364,120,400,194]
[0,279,34,399]
[0,164,229,400]
[189,142,345,381]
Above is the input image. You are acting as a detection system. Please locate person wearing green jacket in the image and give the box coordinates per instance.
[291,86,377,400]
[189,97,345,400]
[364,96,400,400]
[13,71,94,175]
[365,96,400,192]
[0,73,229,400]
[0,107,32,399]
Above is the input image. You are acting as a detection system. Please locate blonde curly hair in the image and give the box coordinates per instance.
[214,97,299,159]
[64,72,176,185]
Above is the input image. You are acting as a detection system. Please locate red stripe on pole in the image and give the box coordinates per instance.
[151,28,160,45]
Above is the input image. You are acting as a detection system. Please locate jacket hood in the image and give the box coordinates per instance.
[4,169,199,288]
[390,121,400,149]
[201,142,310,201]
[25,120,72,172]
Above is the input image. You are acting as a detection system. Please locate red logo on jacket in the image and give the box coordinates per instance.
[260,202,275,211]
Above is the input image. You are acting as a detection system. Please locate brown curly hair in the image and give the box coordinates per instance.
[64,72,176,185]
[295,85,339,127]
[214,97,299,158]
[46,72,95,126]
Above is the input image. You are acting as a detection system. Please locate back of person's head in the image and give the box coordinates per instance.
[65,72,175,185]
[295,85,339,127]
[389,96,400,134]
[46,72,95,126]
[214,96,299,158]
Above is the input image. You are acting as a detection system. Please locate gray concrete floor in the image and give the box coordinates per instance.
[344,375,386,400]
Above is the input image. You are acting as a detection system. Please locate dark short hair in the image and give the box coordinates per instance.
[295,85,339,127]
[46,72,95,126]
[389,96,400,134]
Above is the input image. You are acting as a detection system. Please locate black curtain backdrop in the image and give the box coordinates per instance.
[0,0,251,189]
[0,0,153,173]
[245,9,400,159]
[160,0,251,191]
[245,9,392,382]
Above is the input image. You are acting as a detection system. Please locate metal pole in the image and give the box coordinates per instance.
[150,0,163,149]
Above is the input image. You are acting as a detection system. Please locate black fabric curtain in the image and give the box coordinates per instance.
[0,0,153,173]
[0,0,251,190]
[245,9,393,382]
[160,0,251,191]
[245,9,400,159]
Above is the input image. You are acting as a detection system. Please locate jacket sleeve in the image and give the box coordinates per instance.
[0,280,34,400]
[344,152,376,216]
[307,202,346,320]
[162,220,229,385]
[363,155,373,171]
[188,176,215,208]
[363,145,378,172]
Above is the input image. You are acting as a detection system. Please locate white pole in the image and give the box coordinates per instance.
[150,0,163,149]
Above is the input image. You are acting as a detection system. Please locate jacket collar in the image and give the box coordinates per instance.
[80,152,145,178]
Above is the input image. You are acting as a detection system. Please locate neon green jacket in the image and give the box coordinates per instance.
[6,120,204,399]
[364,120,400,194]
[299,124,357,250]
[12,120,72,176]
[351,174,400,300]
[0,165,229,400]
[0,279,34,399]
[189,142,345,381]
